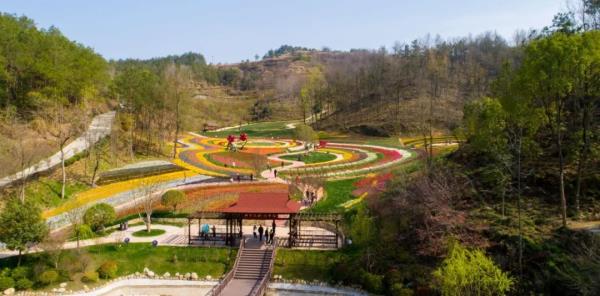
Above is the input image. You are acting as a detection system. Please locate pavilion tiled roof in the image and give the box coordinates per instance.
[220,192,301,214]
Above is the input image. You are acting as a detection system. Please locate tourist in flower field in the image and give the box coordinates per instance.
[274,169,278,178]
[258,225,264,241]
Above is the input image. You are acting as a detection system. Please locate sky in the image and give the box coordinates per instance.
[1,0,567,64]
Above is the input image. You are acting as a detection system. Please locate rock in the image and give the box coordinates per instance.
[184,272,191,279]
[57,287,65,293]
[146,271,155,277]
[191,272,198,280]
[205,275,212,280]
[3,288,14,295]
[83,285,89,291]
[135,272,140,276]
[59,282,67,288]
[175,272,180,277]
[163,272,170,278]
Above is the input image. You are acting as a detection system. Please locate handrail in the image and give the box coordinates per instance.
[207,238,245,296]
[249,238,278,296]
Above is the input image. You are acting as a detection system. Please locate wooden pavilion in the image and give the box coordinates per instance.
[187,192,342,248]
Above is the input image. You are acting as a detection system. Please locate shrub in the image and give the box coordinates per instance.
[0,276,14,290]
[38,270,59,285]
[432,241,514,296]
[361,271,384,294]
[15,278,33,290]
[82,271,99,283]
[10,266,30,280]
[75,224,95,240]
[98,260,118,279]
[83,203,116,231]
[161,190,185,212]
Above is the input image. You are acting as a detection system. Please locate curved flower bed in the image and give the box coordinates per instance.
[45,174,213,229]
[279,143,413,178]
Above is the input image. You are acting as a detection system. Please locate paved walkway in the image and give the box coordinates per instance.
[0,223,335,258]
[0,111,116,187]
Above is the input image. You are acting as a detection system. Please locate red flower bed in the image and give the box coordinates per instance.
[352,172,394,197]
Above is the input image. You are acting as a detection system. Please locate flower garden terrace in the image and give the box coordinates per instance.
[175,133,417,180]
[39,131,420,231]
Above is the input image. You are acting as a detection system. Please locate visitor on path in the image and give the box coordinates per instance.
[269,228,275,244]
[253,225,257,238]
[265,227,270,243]
[281,161,284,168]
[258,225,264,241]
[212,225,216,238]
[272,220,276,232]
[274,169,278,178]
[250,173,253,181]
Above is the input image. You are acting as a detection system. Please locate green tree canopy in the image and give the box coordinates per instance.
[0,13,108,114]
[83,203,116,231]
[0,198,48,263]
[433,241,514,296]
[161,190,186,212]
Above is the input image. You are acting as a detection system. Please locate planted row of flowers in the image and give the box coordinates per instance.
[280,143,413,178]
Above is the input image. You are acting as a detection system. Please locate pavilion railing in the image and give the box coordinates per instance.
[206,238,245,296]
[249,237,278,296]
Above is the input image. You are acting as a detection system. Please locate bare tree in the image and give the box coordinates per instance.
[48,105,85,199]
[40,233,68,270]
[164,63,192,159]
[65,202,86,251]
[133,180,160,233]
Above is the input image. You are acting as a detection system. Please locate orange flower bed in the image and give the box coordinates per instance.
[116,182,288,217]
[242,147,286,155]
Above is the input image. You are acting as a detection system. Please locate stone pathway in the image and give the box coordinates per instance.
[0,224,336,258]
[0,111,116,187]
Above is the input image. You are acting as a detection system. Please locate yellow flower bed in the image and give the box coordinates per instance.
[43,170,195,219]
[303,148,353,168]
[172,158,226,177]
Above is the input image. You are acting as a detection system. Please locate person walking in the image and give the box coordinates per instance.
[272,220,276,232]
[253,225,257,238]
[212,225,216,238]
[258,225,264,241]
[274,169,278,178]
[269,228,275,245]
[265,227,270,243]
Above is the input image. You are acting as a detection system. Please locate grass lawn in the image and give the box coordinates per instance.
[307,178,358,213]
[204,120,297,138]
[0,244,236,291]
[274,249,346,282]
[132,229,166,237]
[280,152,337,164]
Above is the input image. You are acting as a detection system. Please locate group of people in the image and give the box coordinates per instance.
[302,189,317,206]
[230,173,255,183]
[199,224,217,239]
[253,221,276,244]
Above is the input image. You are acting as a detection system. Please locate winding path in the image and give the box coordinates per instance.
[0,111,116,188]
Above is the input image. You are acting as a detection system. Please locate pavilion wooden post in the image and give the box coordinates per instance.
[335,220,339,248]
[187,218,191,245]
[288,215,293,248]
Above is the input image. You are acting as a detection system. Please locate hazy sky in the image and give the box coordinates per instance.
[1,0,567,63]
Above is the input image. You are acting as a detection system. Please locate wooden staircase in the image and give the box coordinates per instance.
[207,238,277,296]
[233,248,273,280]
